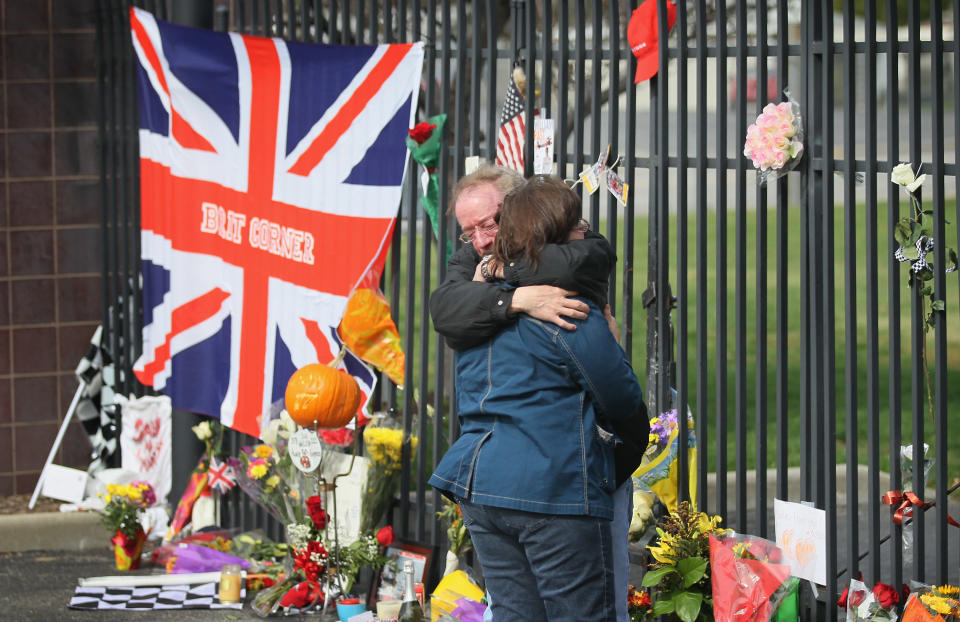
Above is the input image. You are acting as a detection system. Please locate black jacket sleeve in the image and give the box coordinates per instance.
[429,233,615,351]
[612,401,650,486]
[501,231,615,307]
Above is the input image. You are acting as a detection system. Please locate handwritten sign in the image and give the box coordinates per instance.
[774,498,826,584]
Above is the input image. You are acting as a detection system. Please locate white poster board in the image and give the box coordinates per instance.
[774,498,827,584]
[318,451,369,547]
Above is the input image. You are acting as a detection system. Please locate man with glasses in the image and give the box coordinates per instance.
[429,165,642,622]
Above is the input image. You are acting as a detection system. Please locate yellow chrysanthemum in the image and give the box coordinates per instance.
[249,463,268,479]
[936,585,959,597]
[921,594,954,615]
[265,475,280,488]
[254,444,274,459]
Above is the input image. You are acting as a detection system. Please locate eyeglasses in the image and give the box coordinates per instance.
[458,218,499,244]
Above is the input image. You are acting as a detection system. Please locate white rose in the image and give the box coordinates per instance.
[191,420,212,441]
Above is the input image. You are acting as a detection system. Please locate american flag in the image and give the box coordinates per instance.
[495,67,526,173]
[129,8,423,438]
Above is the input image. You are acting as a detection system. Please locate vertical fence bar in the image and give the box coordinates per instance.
[842,0,859,583]
[541,0,552,118]
[714,0,728,520]
[954,0,960,579]
[775,0,789,506]
[655,0,671,490]
[485,0,496,162]
[821,0,838,608]
[928,0,948,584]
[753,0,768,539]
[674,0,688,505]
[523,0,535,179]
[574,2,585,182]
[799,0,813,507]
[906,0,925,583]
[884,0,904,589]
[694,0,708,510]
[623,7,637,362]
[557,1,568,178]
[470,0,481,155]
[733,0,748,534]
[605,1,619,314]
[863,0,881,585]
[587,0,601,224]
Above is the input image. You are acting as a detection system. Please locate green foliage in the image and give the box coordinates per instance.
[832,0,933,22]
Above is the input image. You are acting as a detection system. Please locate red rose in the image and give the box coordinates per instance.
[280,581,324,608]
[873,582,900,610]
[837,587,849,608]
[306,496,328,529]
[849,590,867,608]
[376,525,394,547]
[320,427,354,447]
[408,122,437,145]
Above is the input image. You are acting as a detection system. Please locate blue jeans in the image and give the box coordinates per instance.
[610,480,633,622]
[458,499,616,622]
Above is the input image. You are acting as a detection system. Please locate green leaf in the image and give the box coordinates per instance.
[674,592,705,622]
[932,299,945,311]
[923,209,935,216]
[641,566,675,587]
[920,286,932,296]
[676,556,709,587]
[652,599,676,616]
[900,245,920,260]
[894,220,913,245]
[949,248,959,272]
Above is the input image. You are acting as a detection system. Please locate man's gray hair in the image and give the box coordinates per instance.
[447,163,524,216]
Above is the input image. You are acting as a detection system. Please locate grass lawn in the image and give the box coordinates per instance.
[385,196,960,486]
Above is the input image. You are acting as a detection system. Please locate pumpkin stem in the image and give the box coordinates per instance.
[329,347,347,368]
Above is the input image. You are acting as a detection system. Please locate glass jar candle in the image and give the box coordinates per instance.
[219,563,242,604]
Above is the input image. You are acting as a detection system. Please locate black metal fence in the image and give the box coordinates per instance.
[96,0,960,617]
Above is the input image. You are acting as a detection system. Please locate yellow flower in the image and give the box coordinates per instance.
[249,462,268,479]
[921,594,954,615]
[648,541,676,564]
[289,490,300,500]
[254,444,274,459]
[936,585,959,596]
[127,487,143,502]
[265,475,280,489]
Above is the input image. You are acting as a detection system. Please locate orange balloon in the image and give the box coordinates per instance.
[285,363,362,429]
[337,288,405,386]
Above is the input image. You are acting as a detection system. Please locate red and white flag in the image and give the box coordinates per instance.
[495,67,527,173]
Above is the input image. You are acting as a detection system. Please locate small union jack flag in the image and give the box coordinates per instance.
[206,457,237,494]
[495,66,527,173]
[128,8,423,438]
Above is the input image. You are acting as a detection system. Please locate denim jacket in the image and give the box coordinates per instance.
[429,300,645,520]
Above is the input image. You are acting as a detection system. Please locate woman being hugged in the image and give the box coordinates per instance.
[429,175,648,622]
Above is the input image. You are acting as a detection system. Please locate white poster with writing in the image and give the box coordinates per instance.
[533,117,554,174]
[117,394,173,505]
[774,498,826,584]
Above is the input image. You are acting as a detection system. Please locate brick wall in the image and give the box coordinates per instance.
[0,0,101,495]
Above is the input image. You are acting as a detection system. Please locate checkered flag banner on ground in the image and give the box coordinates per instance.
[495,66,527,173]
[69,582,243,610]
[74,325,119,474]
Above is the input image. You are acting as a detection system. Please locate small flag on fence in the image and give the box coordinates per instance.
[496,66,527,173]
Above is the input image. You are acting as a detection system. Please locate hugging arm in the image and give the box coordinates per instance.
[429,233,616,350]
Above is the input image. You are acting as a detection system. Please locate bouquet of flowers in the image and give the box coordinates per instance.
[903,585,960,622]
[438,498,473,575]
[634,407,697,513]
[743,89,804,185]
[359,415,418,535]
[97,481,157,570]
[331,526,393,594]
[628,585,653,622]
[710,533,799,622]
[642,501,729,622]
[838,579,904,622]
[232,436,311,528]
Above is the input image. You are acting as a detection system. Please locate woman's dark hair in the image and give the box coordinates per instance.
[493,175,580,268]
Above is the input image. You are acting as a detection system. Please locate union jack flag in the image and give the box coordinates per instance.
[129,8,423,438]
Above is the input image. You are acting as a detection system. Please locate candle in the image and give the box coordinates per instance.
[218,563,242,604]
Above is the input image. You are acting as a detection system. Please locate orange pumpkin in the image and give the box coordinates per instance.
[285,362,362,429]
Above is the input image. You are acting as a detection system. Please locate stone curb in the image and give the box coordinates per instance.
[0,511,106,553]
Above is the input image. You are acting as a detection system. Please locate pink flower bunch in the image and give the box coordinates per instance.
[743,101,803,172]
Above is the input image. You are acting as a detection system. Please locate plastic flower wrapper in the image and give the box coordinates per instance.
[169,543,251,574]
[629,489,658,542]
[438,498,472,575]
[634,406,697,513]
[743,89,804,186]
[902,584,960,622]
[232,437,311,527]
[337,288,405,386]
[359,413,418,534]
[710,532,799,622]
[900,443,932,492]
[838,578,903,622]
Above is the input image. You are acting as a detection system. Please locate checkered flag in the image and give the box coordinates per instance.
[70,582,243,610]
[74,325,119,474]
